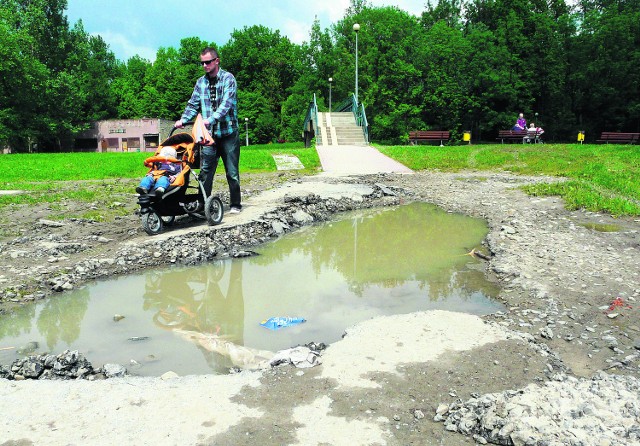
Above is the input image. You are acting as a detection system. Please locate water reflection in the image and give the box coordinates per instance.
[254,203,492,300]
[39,288,90,350]
[142,261,252,372]
[0,288,89,351]
[0,202,504,376]
[143,261,244,340]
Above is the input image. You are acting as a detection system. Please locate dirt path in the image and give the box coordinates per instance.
[1,171,639,445]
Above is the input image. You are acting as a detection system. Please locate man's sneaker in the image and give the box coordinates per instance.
[228,207,242,214]
[155,187,166,197]
[135,186,148,195]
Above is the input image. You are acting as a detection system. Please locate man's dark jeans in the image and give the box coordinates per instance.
[200,130,241,208]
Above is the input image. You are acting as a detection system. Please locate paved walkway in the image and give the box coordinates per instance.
[315,144,413,175]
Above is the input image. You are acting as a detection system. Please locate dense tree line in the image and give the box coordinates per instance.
[1,0,638,151]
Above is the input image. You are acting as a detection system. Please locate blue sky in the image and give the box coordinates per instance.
[66,0,427,62]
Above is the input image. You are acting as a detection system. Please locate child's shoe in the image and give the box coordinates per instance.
[155,187,166,197]
[136,186,148,195]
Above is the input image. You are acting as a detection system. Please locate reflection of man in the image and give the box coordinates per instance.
[200,260,245,343]
[183,261,257,371]
[144,261,244,340]
[143,261,251,371]
[143,270,199,331]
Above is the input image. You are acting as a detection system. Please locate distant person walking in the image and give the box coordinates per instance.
[175,47,242,213]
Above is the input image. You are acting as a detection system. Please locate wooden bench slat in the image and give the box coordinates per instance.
[408,130,450,145]
[597,132,640,144]
[496,129,541,143]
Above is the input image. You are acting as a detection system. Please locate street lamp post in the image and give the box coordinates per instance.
[328,77,333,112]
[245,118,249,146]
[353,23,360,105]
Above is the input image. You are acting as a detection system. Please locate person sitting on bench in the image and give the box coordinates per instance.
[527,122,544,142]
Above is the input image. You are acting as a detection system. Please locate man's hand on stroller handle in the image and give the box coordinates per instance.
[174,119,210,128]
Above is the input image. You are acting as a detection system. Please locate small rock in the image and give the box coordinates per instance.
[128,336,149,342]
[103,363,127,378]
[435,403,449,416]
[39,219,65,227]
[602,335,618,348]
[161,371,179,380]
[540,327,554,339]
[473,434,488,445]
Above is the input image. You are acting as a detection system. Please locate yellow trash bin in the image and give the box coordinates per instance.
[577,131,585,144]
[463,131,471,143]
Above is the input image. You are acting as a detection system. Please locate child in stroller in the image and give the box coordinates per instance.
[136,119,224,235]
[136,146,182,197]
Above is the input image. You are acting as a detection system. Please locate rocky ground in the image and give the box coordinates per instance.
[1,170,639,445]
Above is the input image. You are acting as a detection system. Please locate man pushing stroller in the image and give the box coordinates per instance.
[136,146,182,197]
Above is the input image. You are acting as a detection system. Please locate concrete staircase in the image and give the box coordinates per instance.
[317,112,367,146]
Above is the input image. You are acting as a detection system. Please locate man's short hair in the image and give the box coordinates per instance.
[201,47,219,58]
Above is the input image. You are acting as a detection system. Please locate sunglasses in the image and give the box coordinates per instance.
[201,58,217,66]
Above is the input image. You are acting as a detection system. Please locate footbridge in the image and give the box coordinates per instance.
[302,95,412,175]
[303,94,368,148]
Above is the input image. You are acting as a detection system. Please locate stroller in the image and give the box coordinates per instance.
[136,122,223,235]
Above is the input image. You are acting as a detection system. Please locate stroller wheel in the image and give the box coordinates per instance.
[142,212,164,235]
[162,215,175,226]
[205,196,224,225]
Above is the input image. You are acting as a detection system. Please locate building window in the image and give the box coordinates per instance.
[126,137,141,149]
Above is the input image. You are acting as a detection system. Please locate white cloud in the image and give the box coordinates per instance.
[68,0,428,61]
[93,31,157,62]
[315,0,352,22]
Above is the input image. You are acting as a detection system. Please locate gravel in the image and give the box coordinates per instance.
[1,170,639,445]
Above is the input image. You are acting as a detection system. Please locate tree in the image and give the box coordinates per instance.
[221,25,303,141]
[0,3,47,150]
[331,5,428,142]
[569,0,640,134]
[0,0,120,151]
[111,56,150,119]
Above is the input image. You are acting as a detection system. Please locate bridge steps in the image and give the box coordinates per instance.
[317,112,367,146]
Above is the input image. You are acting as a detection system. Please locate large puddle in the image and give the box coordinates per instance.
[0,202,504,376]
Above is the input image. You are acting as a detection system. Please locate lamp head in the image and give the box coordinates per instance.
[353,23,360,32]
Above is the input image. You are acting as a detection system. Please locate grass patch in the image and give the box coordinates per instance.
[377,143,640,217]
[1,142,637,217]
[0,144,319,217]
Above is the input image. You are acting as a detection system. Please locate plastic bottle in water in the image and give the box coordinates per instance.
[260,317,306,330]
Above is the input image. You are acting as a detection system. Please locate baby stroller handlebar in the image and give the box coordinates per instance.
[169,122,193,137]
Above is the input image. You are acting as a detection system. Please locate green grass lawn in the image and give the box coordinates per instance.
[1,142,638,218]
[377,143,640,217]
[0,143,320,222]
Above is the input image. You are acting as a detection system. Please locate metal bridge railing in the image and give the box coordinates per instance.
[334,94,369,144]
[302,94,319,148]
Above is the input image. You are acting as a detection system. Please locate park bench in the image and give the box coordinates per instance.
[596,132,640,144]
[496,129,528,143]
[409,130,450,146]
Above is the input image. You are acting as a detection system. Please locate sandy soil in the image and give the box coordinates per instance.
[1,170,639,445]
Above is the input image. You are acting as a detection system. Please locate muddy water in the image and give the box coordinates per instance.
[0,203,504,376]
